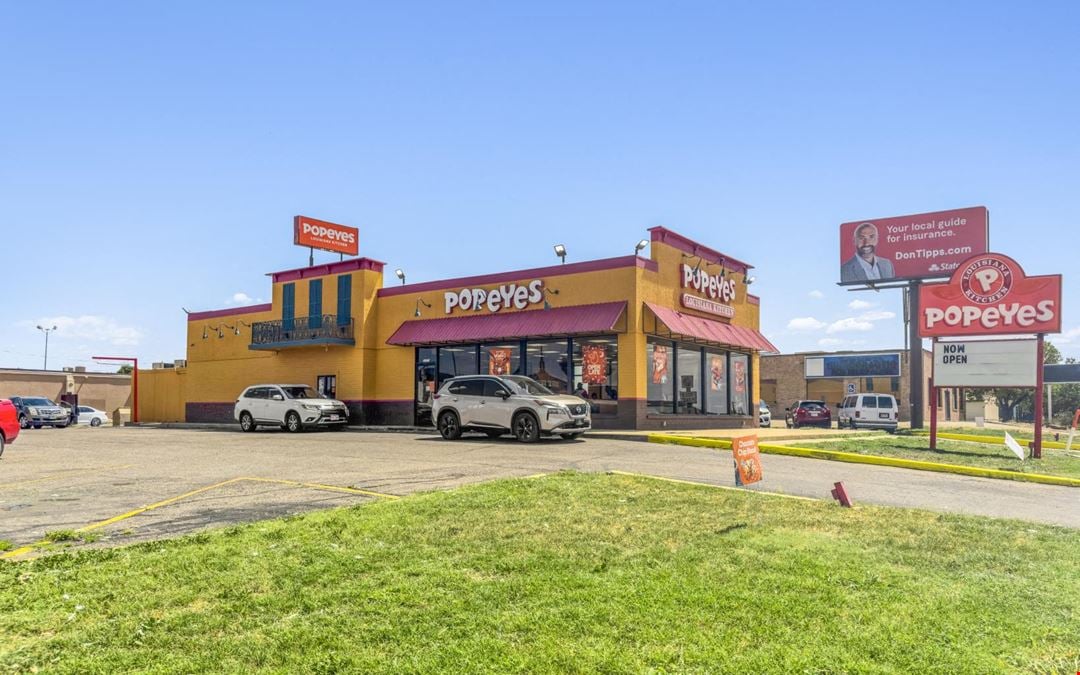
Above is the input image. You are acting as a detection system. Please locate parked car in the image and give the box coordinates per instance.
[758,400,772,428]
[234,384,349,432]
[784,400,831,429]
[10,396,69,429]
[838,394,898,432]
[0,398,20,456]
[432,375,590,443]
[77,406,110,427]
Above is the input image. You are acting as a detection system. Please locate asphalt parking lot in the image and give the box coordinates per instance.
[2,425,1078,557]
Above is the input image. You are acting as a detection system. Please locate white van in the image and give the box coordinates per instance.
[838,394,898,432]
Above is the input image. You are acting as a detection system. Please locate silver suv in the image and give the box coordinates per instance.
[432,375,590,442]
[234,384,349,433]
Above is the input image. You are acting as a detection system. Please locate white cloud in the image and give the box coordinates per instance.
[808,290,824,300]
[848,299,874,310]
[826,317,874,334]
[787,317,827,331]
[22,315,143,346]
[225,292,263,306]
[859,310,896,322]
[1054,327,1080,344]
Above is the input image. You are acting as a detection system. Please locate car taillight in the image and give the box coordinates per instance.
[795,407,805,415]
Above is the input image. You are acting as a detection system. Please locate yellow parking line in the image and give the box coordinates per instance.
[239,477,400,500]
[1,476,398,561]
[608,470,818,501]
[0,464,136,489]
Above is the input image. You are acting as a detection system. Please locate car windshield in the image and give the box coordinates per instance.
[25,397,54,406]
[282,386,323,400]
[501,376,554,396]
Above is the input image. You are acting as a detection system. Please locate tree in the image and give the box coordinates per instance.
[117,364,133,375]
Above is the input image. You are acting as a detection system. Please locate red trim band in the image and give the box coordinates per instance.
[270,257,386,283]
[649,226,752,273]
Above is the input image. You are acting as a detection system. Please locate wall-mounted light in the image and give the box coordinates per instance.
[543,287,560,310]
[202,324,222,340]
[220,324,234,338]
[553,244,567,264]
[681,253,702,274]
[414,298,432,318]
[634,239,649,255]
[745,275,756,285]
[395,268,406,285]
[234,320,250,335]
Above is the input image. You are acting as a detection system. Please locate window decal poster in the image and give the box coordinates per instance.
[488,348,512,375]
[582,345,607,384]
[733,359,746,395]
[710,356,725,391]
[651,345,669,384]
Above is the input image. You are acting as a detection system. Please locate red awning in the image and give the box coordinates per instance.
[387,302,627,346]
[645,302,778,353]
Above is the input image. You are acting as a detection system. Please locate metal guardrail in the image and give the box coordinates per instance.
[250,314,354,346]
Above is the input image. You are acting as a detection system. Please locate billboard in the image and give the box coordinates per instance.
[838,206,988,285]
[294,215,359,257]
[933,339,1037,387]
[919,253,1062,338]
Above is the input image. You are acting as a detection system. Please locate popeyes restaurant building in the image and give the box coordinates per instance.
[139,225,776,430]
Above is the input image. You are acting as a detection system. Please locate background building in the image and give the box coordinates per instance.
[0,367,132,414]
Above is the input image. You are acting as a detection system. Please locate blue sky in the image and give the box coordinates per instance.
[3,2,1079,371]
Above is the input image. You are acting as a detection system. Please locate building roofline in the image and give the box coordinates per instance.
[648,226,752,273]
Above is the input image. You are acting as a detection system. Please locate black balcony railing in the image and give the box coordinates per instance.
[250,314,354,348]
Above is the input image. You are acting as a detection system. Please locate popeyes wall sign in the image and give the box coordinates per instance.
[919,253,1062,338]
[445,279,544,314]
[681,263,738,318]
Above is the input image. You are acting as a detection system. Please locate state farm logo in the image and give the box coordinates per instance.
[960,256,1013,305]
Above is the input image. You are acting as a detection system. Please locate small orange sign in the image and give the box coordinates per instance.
[731,434,763,486]
[294,215,359,257]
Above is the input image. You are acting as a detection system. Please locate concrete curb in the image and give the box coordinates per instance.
[648,433,1080,488]
[910,430,1073,450]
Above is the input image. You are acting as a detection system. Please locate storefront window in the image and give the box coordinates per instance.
[572,336,618,416]
[647,339,673,413]
[438,345,478,384]
[705,351,728,415]
[676,345,702,414]
[730,352,750,416]
[526,339,569,394]
[481,343,521,376]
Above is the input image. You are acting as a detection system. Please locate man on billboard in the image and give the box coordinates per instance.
[841,223,895,283]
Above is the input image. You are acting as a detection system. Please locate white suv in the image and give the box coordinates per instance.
[234,384,349,433]
[432,375,591,443]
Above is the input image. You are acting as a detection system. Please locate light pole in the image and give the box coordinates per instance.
[36,325,57,370]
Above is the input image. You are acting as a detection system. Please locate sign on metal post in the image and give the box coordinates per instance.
[294,215,359,257]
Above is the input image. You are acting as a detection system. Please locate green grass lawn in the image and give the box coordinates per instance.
[799,433,1080,480]
[2,472,1079,673]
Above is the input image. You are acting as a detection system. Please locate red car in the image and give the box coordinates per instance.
[0,398,20,457]
[784,399,832,429]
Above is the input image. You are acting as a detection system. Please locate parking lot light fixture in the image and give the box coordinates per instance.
[395,269,406,285]
[635,239,649,255]
[36,324,57,370]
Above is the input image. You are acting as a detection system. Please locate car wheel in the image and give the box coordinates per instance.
[438,411,462,440]
[90,418,102,427]
[239,412,256,433]
[285,411,302,433]
[33,424,42,430]
[513,412,540,443]
[19,416,30,430]
[484,430,503,438]
[0,434,5,458]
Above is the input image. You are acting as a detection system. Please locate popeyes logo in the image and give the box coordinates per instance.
[445,279,544,314]
[919,253,1062,338]
[681,263,738,318]
[294,215,359,256]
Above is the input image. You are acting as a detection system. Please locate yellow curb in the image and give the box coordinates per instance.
[607,470,818,501]
[910,431,1071,450]
[648,433,1080,488]
[1,476,399,562]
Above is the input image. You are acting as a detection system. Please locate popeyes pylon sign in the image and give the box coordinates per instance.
[919,253,1062,337]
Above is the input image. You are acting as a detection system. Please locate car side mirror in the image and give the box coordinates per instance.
[272,394,284,401]
[497,390,510,399]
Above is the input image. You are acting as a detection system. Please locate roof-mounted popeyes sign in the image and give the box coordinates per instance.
[294,215,359,257]
[919,253,1062,337]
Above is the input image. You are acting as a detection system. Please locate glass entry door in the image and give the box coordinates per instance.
[415,347,437,426]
